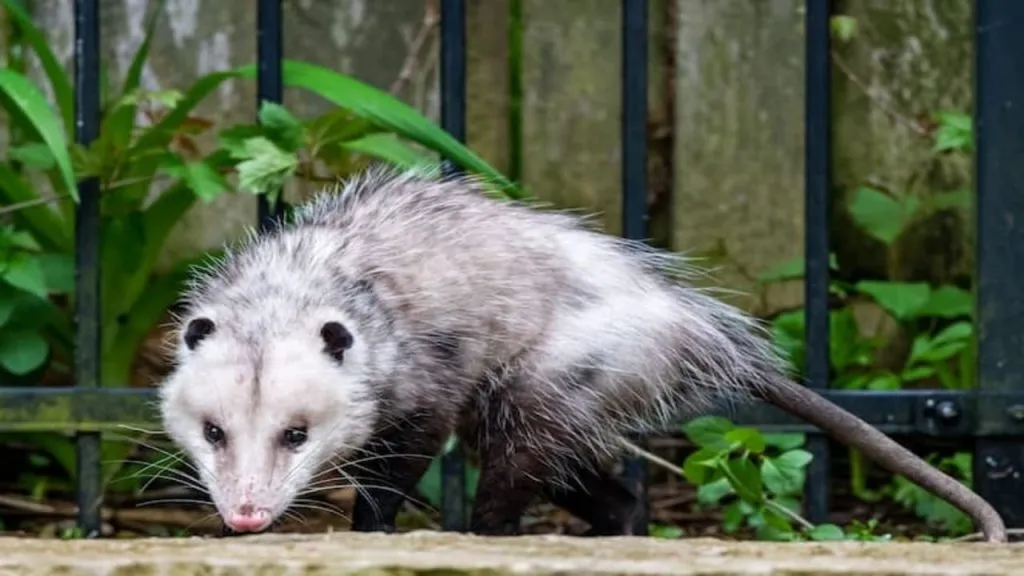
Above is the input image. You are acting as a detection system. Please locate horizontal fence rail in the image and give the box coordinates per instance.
[0,0,1021,536]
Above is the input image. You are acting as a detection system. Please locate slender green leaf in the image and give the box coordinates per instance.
[341,133,434,169]
[0,69,79,202]
[8,142,56,170]
[103,2,166,152]
[0,0,74,133]
[236,60,521,198]
[917,285,972,319]
[723,457,762,504]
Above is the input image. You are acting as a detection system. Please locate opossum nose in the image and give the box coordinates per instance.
[225,505,271,533]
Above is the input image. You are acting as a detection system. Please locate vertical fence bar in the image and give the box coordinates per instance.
[257,0,285,231]
[439,0,469,532]
[973,0,1024,528]
[73,0,103,537]
[620,0,650,536]
[802,0,832,525]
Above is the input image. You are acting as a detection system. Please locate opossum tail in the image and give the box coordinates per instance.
[756,378,1007,543]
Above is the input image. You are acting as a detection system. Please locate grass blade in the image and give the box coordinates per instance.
[0,0,74,135]
[0,68,79,202]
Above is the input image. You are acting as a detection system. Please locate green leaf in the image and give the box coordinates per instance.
[865,373,902,390]
[855,281,931,321]
[761,450,810,496]
[342,133,434,169]
[0,329,49,375]
[236,59,521,199]
[847,187,912,245]
[3,253,48,299]
[830,15,858,43]
[695,476,734,505]
[722,501,745,533]
[682,416,736,450]
[0,164,71,253]
[933,111,973,153]
[235,137,299,195]
[160,156,231,203]
[807,523,847,541]
[932,321,973,347]
[917,285,972,319]
[8,142,56,171]
[258,101,306,152]
[762,432,805,452]
[682,447,722,485]
[102,2,166,152]
[725,427,766,454]
[724,457,763,504]
[0,0,74,134]
[901,365,936,381]
[757,253,839,284]
[0,68,79,202]
[35,253,75,294]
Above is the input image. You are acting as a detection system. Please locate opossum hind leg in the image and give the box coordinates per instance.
[542,463,643,536]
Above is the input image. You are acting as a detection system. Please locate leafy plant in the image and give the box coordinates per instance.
[677,416,889,542]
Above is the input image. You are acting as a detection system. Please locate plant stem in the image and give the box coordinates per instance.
[619,438,683,475]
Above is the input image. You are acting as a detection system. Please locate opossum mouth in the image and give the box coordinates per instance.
[219,524,273,538]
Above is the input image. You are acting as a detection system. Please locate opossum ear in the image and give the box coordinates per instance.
[184,317,216,350]
[320,321,354,362]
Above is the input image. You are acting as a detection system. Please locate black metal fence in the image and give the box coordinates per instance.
[2,0,1023,537]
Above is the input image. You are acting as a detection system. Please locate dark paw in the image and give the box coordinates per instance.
[351,520,397,533]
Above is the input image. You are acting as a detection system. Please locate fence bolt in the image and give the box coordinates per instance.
[1007,404,1024,422]
[924,398,961,424]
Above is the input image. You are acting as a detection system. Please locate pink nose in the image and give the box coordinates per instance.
[224,506,271,533]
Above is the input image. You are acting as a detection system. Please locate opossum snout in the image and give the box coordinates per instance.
[224,502,272,533]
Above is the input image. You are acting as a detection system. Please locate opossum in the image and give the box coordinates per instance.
[157,165,1006,542]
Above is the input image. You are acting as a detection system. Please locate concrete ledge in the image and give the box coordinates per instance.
[0,531,1021,575]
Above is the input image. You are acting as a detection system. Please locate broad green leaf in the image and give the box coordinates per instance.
[774,449,813,470]
[0,69,79,202]
[847,187,910,245]
[933,111,973,153]
[258,101,306,152]
[0,328,49,375]
[917,285,972,319]
[3,253,49,299]
[160,156,231,203]
[236,59,521,198]
[682,447,722,485]
[808,523,847,541]
[682,416,736,449]
[762,432,805,452]
[219,124,264,158]
[342,133,434,169]
[0,0,74,133]
[35,253,75,294]
[724,457,762,504]
[695,476,733,505]
[725,427,766,454]
[855,281,931,321]
[761,454,807,496]
[0,284,17,327]
[722,501,744,533]
[235,137,299,195]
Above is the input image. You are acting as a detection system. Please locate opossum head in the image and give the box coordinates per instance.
[158,306,379,533]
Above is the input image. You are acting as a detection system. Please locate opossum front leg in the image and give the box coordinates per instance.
[350,414,449,533]
[469,446,546,536]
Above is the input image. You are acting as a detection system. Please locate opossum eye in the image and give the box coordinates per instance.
[282,426,308,449]
[320,321,354,362]
[203,421,225,446]
[184,317,216,350]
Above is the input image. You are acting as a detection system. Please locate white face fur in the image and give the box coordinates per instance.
[158,309,378,533]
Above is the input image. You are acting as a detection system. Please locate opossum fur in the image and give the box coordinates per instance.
[157,164,1005,541]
